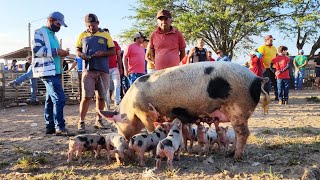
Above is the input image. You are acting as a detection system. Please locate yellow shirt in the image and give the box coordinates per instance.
[258,45,277,68]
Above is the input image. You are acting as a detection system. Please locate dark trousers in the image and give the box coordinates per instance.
[263,68,278,100]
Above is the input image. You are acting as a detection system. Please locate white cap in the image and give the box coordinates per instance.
[134,32,143,38]
[299,49,304,54]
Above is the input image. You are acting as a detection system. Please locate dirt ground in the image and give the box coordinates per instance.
[0,89,320,179]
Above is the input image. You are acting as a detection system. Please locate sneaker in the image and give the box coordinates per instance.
[8,81,18,90]
[78,121,86,133]
[284,100,288,105]
[94,119,108,129]
[45,128,56,134]
[55,129,75,136]
[278,100,282,105]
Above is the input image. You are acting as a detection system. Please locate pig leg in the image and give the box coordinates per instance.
[95,145,102,159]
[67,149,75,163]
[138,150,146,166]
[231,122,249,159]
[166,151,174,170]
[115,152,122,165]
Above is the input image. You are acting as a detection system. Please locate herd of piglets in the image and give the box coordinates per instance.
[67,118,235,169]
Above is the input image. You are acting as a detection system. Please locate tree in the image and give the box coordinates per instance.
[278,0,320,56]
[122,0,283,59]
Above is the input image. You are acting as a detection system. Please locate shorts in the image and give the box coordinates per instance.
[82,70,109,99]
[316,68,320,77]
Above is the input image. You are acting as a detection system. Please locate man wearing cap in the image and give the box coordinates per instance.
[258,35,278,100]
[293,49,308,90]
[149,9,186,70]
[216,49,231,62]
[122,32,146,85]
[32,12,71,136]
[76,13,115,133]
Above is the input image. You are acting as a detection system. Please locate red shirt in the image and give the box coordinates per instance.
[209,57,215,62]
[249,56,264,77]
[123,42,145,74]
[150,27,186,70]
[271,55,290,79]
[109,41,121,68]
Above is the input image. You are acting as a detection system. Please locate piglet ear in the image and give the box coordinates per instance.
[225,126,229,131]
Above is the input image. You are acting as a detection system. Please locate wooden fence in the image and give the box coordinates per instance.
[0,71,80,107]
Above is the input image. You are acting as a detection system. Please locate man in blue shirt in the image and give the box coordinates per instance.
[32,12,72,136]
[216,49,231,62]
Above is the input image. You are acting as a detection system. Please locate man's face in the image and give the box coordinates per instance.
[265,38,273,46]
[86,22,99,34]
[216,51,222,57]
[198,40,205,48]
[157,16,172,30]
[208,52,212,57]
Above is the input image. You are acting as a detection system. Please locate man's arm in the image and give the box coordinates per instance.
[179,49,186,62]
[145,44,155,65]
[116,48,123,75]
[33,30,69,58]
[187,48,195,64]
[122,47,129,77]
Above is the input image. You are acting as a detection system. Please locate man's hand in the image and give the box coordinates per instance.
[124,70,128,77]
[93,51,106,57]
[78,52,91,60]
[275,71,281,76]
[58,49,70,57]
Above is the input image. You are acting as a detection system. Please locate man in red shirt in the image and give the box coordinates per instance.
[103,28,122,107]
[149,9,186,70]
[270,46,290,105]
[123,32,146,85]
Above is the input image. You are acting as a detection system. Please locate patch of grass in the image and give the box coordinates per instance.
[264,144,284,150]
[248,135,265,145]
[15,154,47,172]
[14,146,32,155]
[164,168,180,178]
[291,127,316,134]
[306,96,320,102]
[261,129,274,135]
[61,167,75,176]
[287,158,301,166]
[259,166,282,179]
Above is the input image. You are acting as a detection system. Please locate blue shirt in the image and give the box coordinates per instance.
[44,26,61,74]
[75,57,83,72]
[217,55,231,62]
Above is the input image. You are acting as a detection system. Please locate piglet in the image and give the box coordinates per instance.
[67,134,106,163]
[215,126,236,153]
[182,124,197,152]
[155,118,184,170]
[129,122,171,166]
[105,132,130,165]
[197,123,218,155]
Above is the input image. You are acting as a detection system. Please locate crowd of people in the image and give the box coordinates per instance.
[5,10,320,136]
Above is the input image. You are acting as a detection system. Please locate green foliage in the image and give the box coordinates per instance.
[277,0,320,52]
[123,0,283,58]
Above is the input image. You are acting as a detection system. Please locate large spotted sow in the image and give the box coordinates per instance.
[98,61,270,159]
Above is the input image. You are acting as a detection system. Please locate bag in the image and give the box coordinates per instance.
[32,57,56,78]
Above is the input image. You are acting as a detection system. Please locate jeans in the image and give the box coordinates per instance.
[294,69,305,90]
[41,75,66,131]
[106,67,121,105]
[277,79,290,101]
[14,66,37,102]
[128,73,144,85]
[263,68,278,99]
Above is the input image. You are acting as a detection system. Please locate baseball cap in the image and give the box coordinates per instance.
[264,35,275,40]
[249,51,256,56]
[299,49,304,54]
[156,9,172,19]
[134,32,144,38]
[48,12,67,27]
[85,13,99,23]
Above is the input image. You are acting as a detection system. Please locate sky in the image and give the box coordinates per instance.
[0,0,316,65]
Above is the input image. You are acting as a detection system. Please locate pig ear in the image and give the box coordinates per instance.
[177,121,182,129]
[225,126,229,131]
